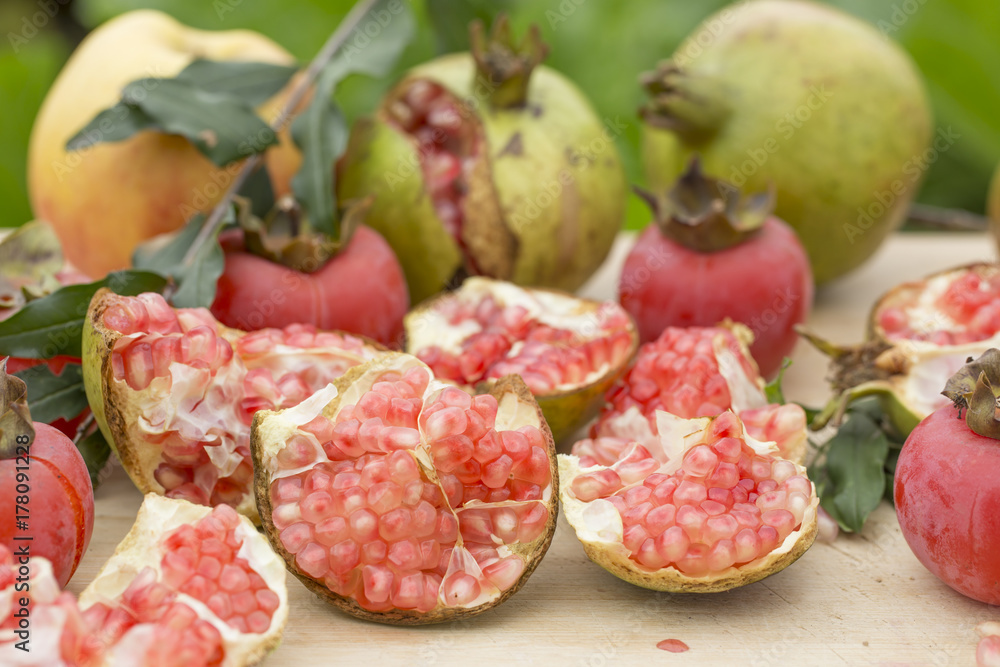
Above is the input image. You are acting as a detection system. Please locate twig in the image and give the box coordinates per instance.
[180,0,381,267]
[905,203,991,232]
[73,412,95,446]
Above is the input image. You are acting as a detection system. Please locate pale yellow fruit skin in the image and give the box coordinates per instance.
[28,9,302,278]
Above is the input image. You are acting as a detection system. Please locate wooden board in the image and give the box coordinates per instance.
[69,232,999,666]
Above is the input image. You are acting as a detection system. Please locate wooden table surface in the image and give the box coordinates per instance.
[69,232,1000,666]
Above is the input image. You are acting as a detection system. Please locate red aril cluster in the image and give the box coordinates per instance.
[253,355,557,623]
[588,325,807,463]
[85,290,384,521]
[386,80,474,250]
[878,270,1000,344]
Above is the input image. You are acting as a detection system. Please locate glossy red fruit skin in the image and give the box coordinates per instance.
[894,406,1000,605]
[619,218,812,378]
[211,225,409,347]
[0,422,95,587]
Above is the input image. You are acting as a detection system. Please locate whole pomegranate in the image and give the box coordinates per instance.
[621,160,812,377]
[806,263,1000,437]
[211,223,409,346]
[641,0,932,284]
[83,290,386,522]
[0,361,94,587]
[0,494,288,665]
[894,350,1000,605]
[588,324,808,464]
[251,353,557,623]
[338,17,626,304]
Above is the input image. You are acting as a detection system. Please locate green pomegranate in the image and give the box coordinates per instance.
[640,0,932,285]
[338,18,626,304]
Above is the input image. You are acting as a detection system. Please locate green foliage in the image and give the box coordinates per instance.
[2,0,999,231]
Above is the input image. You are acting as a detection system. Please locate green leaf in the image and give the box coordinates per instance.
[817,411,891,533]
[764,358,791,404]
[237,164,277,220]
[0,271,168,359]
[133,213,227,309]
[77,427,112,491]
[66,78,277,166]
[291,0,415,236]
[65,103,158,150]
[176,59,298,107]
[13,363,88,425]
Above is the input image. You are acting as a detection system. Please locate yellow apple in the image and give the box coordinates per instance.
[28,9,302,278]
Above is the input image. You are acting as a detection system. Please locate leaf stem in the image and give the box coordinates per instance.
[180,0,381,267]
[73,411,95,446]
[905,203,990,231]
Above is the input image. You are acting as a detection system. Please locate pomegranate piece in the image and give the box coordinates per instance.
[810,263,1000,437]
[406,277,638,441]
[83,289,385,523]
[0,494,287,666]
[251,353,557,624]
[561,411,817,592]
[587,324,807,463]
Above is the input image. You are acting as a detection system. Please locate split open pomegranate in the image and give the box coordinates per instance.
[0,494,287,666]
[251,353,557,624]
[406,277,638,441]
[808,263,1000,435]
[82,290,384,522]
[586,325,807,464]
[560,411,818,591]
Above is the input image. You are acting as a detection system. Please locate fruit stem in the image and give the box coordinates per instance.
[638,157,771,253]
[906,203,990,232]
[72,412,95,447]
[0,359,35,459]
[180,0,383,268]
[470,15,549,109]
[639,61,731,145]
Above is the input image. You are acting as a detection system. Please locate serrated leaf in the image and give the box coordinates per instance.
[13,363,88,425]
[133,213,227,309]
[77,427,112,490]
[66,78,276,166]
[291,0,414,237]
[0,270,168,359]
[176,59,298,107]
[819,411,890,533]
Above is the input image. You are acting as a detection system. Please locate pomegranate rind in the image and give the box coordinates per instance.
[250,353,558,625]
[405,277,639,442]
[559,413,818,592]
[82,288,385,523]
[819,263,1000,435]
[338,53,626,304]
[78,493,288,666]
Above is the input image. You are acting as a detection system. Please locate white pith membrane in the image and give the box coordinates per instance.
[0,495,287,667]
[977,622,1000,667]
[253,354,556,618]
[583,325,808,464]
[870,265,1000,421]
[407,277,636,394]
[97,292,383,519]
[559,411,818,591]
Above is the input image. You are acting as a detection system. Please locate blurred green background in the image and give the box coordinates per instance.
[2,0,998,229]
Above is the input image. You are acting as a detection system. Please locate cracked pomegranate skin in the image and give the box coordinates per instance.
[894,406,1000,605]
[211,225,409,347]
[619,218,811,378]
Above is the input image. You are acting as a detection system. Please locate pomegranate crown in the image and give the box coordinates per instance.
[0,358,34,459]
[635,157,774,253]
[639,61,732,144]
[470,15,549,109]
[942,349,1000,439]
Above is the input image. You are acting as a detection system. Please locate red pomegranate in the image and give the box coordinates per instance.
[619,159,812,377]
[211,221,409,348]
